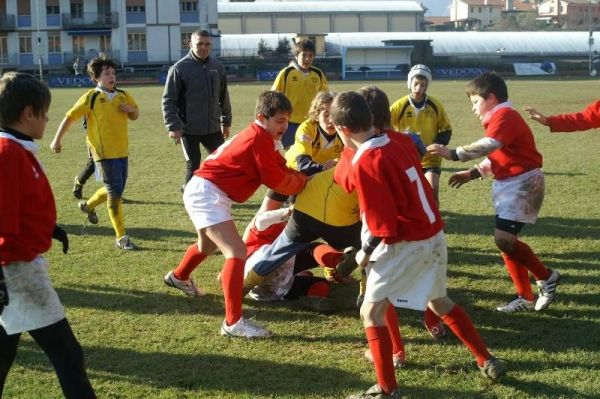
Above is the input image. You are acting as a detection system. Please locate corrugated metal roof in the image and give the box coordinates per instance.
[219,31,599,57]
[218,1,424,14]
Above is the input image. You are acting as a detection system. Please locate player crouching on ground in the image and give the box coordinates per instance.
[428,72,560,314]
[163,91,308,338]
[331,91,505,399]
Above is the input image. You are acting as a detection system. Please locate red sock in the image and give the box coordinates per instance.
[384,304,404,355]
[508,241,550,281]
[423,307,442,332]
[365,326,398,395]
[221,258,245,326]
[502,252,534,301]
[173,243,207,281]
[441,305,490,366]
[306,281,329,297]
[312,244,342,267]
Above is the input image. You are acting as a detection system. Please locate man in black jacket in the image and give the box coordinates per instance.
[162,30,232,190]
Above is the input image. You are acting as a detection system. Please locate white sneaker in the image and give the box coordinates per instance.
[115,235,137,250]
[535,269,561,311]
[496,297,534,313]
[220,317,272,338]
[163,270,205,297]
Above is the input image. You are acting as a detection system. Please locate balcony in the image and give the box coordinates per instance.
[62,12,118,29]
[0,14,16,31]
[0,52,18,67]
[63,49,122,66]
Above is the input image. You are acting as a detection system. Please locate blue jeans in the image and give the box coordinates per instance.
[98,157,128,198]
[251,230,312,277]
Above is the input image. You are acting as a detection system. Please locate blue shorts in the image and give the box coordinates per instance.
[281,122,300,148]
[98,157,128,198]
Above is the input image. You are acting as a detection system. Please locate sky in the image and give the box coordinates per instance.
[420,0,452,16]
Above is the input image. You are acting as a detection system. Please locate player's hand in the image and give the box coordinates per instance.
[119,103,134,113]
[169,130,182,145]
[222,126,231,139]
[49,138,62,153]
[522,106,548,126]
[52,225,69,254]
[355,249,370,268]
[321,159,337,171]
[448,170,472,189]
[427,144,451,160]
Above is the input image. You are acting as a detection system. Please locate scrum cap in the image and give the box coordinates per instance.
[407,64,432,89]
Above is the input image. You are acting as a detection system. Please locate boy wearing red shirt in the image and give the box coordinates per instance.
[163,91,308,338]
[429,72,560,313]
[524,100,600,133]
[332,92,504,399]
[0,72,95,398]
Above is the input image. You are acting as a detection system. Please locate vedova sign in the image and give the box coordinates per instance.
[48,75,94,87]
[257,70,279,81]
[433,67,490,78]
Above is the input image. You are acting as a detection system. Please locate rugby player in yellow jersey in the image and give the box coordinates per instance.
[390,64,452,204]
[50,57,139,250]
[272,38,328,148]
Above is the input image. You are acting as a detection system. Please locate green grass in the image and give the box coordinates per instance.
[4,79,600,398]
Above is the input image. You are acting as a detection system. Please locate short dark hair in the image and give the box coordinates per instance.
[192,29,211,39]
[0,72,51,127]
[87,56,118,80]
[294,38,316,56]
[466,72,508,103]
[255,91,293,118]
[330,91,373,133]
[357,86,390,131]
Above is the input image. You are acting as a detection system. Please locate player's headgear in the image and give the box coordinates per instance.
[407,64,432,89]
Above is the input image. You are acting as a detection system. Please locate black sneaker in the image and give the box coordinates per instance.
[72,177,83,199]
[78,200,98,224]
[478,356,507,381]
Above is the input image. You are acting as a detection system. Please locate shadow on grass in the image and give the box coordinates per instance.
[60,224,195,240]
[16,342,369,397]
[443,212,600,240]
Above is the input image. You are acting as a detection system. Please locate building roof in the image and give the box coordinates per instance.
[218,1,424,14]
[426,16,452,25]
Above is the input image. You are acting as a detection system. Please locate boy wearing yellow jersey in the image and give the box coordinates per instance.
[390,64,452,204]
[272,39,328,148]
[50,57,139,250]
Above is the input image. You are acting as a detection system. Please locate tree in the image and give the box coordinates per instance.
[274,37,291,58]
[257,39,272,58]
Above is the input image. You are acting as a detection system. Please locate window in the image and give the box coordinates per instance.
[180,1,197,12]
[72,35,85,53]
[18,0,31,15]
[99,35,110,52]
[0,35,7,64]
[126,0,145,12]
[71,0,83,18]
[478,7,482,13]
[19,35,32,53]
[128,32,146,51]
[181,32,192,49]
[470,7,474,13]
[47,0,59,15]
[48,33,61,53]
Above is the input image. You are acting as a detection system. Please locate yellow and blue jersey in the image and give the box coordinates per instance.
[272,65,328,124]
[285,120,343,174]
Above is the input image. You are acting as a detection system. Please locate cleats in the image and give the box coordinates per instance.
[346,384,401,399]
[424,320,447,339]
[72,177,83,199]
[78,200,98,224]
[115,235,137,251]
[478,356,507,381]
[364,348,405,369]
[535,269,560,311]
[220,317,272,338]
[496,296,534,313]
[337,247,359,277]
[164,270,205,297]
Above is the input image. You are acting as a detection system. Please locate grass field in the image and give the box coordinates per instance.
[3,79,600,398]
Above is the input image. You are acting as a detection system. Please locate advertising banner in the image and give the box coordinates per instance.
[513,62,556,76]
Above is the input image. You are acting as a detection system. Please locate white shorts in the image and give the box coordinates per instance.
[244,244,295,300]
[183,176,233,230]
[0,256,65,335]
[364,231,448,311]
[493,168,544,224]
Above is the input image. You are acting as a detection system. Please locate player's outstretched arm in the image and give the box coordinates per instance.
[427,143,452,160]
[49,116,75,153]
[523,106,548,126]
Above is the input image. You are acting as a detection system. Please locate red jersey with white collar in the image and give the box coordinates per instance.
[0,132,56,265]
[483,106,542,180]
[349,134,444,243]
[244,222,286,258]
[196,122,307,203]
